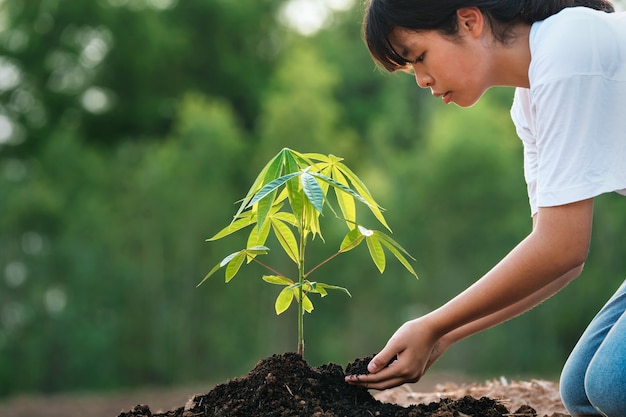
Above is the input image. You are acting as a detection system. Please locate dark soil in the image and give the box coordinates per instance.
[117,352,539,417]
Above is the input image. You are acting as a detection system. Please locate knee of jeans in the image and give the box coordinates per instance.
[560,366,587,414]
[585,365,626,417]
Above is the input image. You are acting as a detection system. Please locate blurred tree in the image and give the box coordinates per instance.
[0,93,252,394]
[315,8,432,153]
[0,0,282,156]
[255,41,358,161]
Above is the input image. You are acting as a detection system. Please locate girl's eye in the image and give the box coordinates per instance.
[414,54,424,63]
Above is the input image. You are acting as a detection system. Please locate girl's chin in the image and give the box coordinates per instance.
[455,93,484,108]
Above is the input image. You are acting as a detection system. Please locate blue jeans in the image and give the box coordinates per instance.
[560,280,626,417]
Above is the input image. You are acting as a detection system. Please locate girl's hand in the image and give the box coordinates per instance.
[345,317,444,390]
[345,200,594,391]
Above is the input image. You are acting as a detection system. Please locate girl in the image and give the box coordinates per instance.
[345,1,626,415]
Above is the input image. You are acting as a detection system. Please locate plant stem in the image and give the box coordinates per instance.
[297,213,306,357]
[297,249,305,356]
[297,267,304,356]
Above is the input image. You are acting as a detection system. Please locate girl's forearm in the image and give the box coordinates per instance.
[426,200,593,342]
[442,265,583,345]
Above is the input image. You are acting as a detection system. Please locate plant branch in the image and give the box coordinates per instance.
[252,258,286,278]
[304,235,362,278]
[304,250,343,279]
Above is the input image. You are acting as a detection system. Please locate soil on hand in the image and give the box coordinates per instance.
[117,352,552,417]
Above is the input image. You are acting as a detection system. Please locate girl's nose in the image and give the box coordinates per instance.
[414,71,433,89]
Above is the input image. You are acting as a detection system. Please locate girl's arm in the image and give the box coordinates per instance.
[346,198,593,389]
[424,211,584,366]
[423,264,583,371]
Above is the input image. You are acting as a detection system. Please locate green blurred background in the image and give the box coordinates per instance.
[1,0,625,399]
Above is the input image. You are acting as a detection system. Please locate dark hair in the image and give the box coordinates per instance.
[364,0,615,71]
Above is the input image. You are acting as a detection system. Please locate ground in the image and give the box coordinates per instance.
[0,353,570,417]
[375,377,568,416]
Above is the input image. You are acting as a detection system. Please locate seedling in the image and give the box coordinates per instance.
[199,148,417,356]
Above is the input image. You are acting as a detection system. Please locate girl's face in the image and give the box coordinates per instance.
[388,9,493,107]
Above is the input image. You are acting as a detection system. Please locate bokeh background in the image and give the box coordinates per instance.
[1,0,625,401]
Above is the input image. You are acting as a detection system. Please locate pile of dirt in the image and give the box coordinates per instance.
[117,352,554,417]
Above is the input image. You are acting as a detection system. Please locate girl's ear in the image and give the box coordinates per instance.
[456,7,485,38]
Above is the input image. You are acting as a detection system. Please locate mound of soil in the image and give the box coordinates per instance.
[117,352,544,417]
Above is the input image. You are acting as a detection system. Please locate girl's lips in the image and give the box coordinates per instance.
[433,90,453,104]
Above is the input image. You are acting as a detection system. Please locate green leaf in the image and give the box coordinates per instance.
[339,228,365,253]
[366,234,386,273]
[246,245,270,254]
[207,213,256,241]
[283,148,303,174]
[273,211,297,226]
[271,218,299,264]
[275,286,294,315]
[316,282,352,297]
[247,214,272,253]
[256,176,290,234]
[301,294,314,313]
[327,154,344,164]
[198,246,269,287]
[245,244,270,264]
[197,262,223,287]
[287,187,304,224]
[335,162,391,231]
[302,198,323,239]
[308,282,328,296]
[310,171,370,208]
[219,251,243,267]
[374,231,418,278]
[287,281,306,295]
[302,152,332,163]
[330,166,356,228]
[248,172,301,208]
[263,275,294,285]
[316,165,331,196]
[274,187,290,205]
[372,231,415,260]
[287,149,316,168]
[225,251,246,282]
[301,171,324,213]
[233,149,286,220]
[287,151,319,223]
[255,189,276,233]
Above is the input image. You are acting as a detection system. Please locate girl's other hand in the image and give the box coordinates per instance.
[345,317,445,390]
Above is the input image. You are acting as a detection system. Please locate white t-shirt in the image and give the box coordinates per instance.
[510,7,626,216]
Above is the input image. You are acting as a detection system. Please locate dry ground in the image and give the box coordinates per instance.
[0,373,568,417]
[377,377,568,416]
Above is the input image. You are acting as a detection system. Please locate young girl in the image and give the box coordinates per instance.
[345,1,626,415]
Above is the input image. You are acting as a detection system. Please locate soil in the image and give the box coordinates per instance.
[116,352,570,417]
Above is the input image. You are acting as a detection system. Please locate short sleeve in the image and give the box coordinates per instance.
[530,74,626,210]
[511,88,538,215]
[513,8,626,215]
